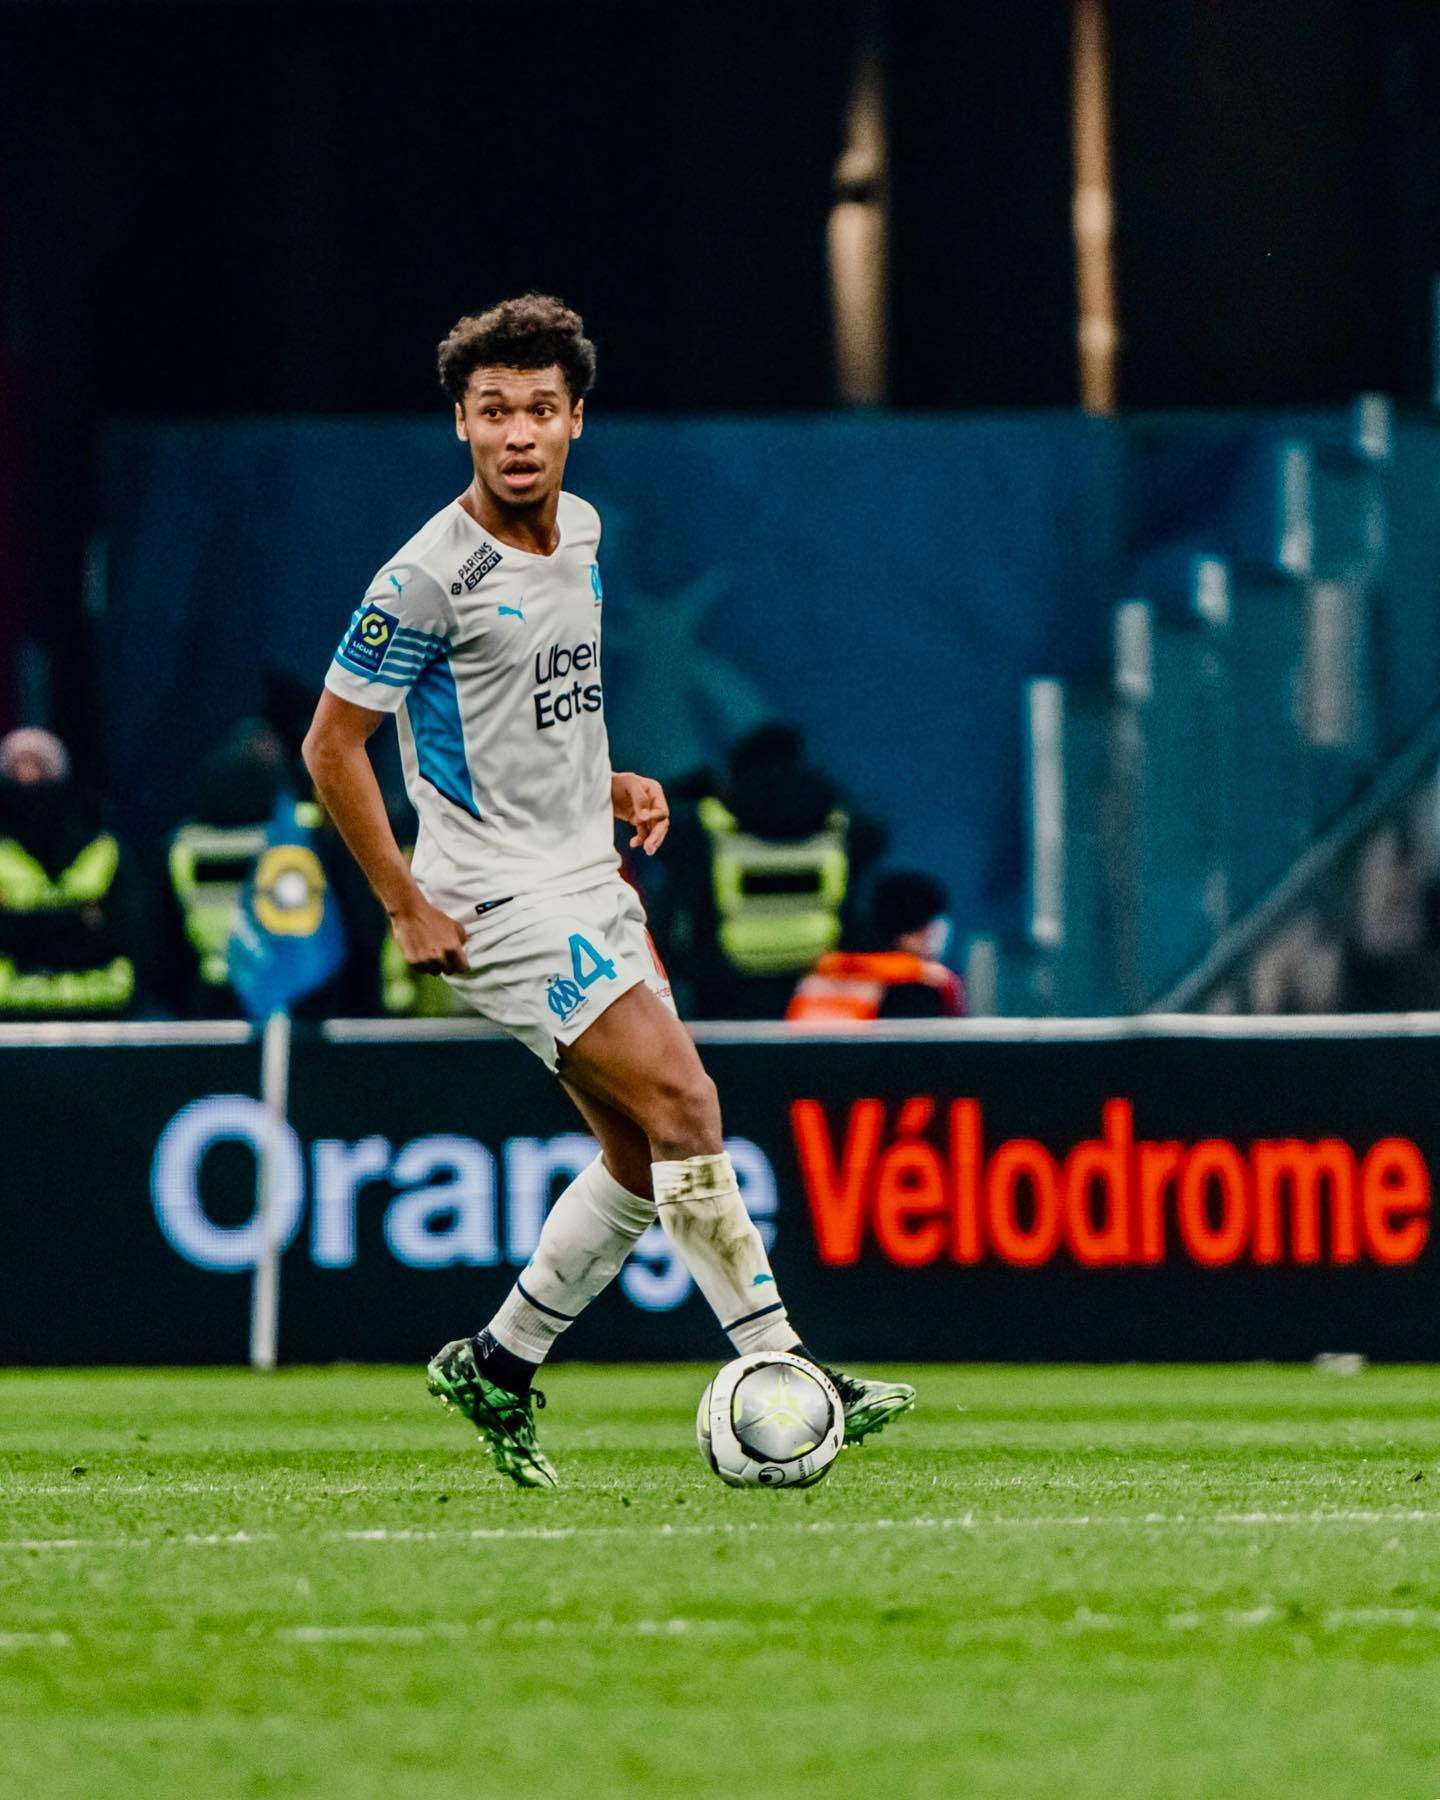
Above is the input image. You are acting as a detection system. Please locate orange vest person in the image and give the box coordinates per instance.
[787,870,964,1024]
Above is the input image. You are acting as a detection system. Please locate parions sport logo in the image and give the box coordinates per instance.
[533,639,602,730]
[791,1096,1431,1270]
[457,542,502,590]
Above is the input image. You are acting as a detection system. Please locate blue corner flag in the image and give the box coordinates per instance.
[228,793,346,1020]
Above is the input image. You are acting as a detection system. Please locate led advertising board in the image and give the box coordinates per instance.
[2,1026,1436,1363]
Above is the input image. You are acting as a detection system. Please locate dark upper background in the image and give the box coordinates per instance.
[2,0,1438,753]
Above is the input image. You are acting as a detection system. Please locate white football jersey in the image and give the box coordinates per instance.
[324,491,617,914]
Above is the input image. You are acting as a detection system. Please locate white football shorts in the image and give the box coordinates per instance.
[444,874,675,1070]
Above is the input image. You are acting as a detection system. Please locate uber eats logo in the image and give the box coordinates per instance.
[533,639,602,730]
[149,1097,777,1313]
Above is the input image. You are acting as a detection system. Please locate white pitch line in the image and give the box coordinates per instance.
[279,1617,743,1646]
[338,1510,1440,1544]
[18,1485,284,1499]
[0,1532,274,1552]
[282,1624,467,1645]
[279,1607,1440,1650]
[4,1510,1440,1555]
[0,1539,104,1552]
[0,1631,71,1650]
[1213,1510,1437,1526]
[17,1485,380,1499]
[1326,1607,1440,1629]
[5,1609,1433,1652]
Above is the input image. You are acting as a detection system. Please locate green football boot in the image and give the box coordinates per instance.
[425,1336,559,1489]
[812,1360,916,1445]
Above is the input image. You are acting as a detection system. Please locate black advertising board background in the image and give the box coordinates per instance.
[713,1032,1440,1362]
[0,1038,260,1362]
[4,1024,1440,1364]
[281,1034,638,1363]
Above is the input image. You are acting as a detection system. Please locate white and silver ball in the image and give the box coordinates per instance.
[696,1351,844,1489]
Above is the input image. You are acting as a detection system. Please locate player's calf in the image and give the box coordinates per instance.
[652,1150,803,1356]
[651,1152,918,1445]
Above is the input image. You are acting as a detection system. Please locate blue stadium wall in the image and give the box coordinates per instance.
[97,416,1124,938]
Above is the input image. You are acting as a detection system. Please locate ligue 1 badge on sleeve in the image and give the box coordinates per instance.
[343,605,398,674]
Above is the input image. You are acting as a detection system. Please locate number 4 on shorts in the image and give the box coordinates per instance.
[568,933,617,989]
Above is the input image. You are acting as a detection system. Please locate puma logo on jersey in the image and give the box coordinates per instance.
[499,604,525,621]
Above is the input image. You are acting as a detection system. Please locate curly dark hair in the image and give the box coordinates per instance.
[437,294,597,406]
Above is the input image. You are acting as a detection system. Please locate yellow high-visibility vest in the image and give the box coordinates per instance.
[0,832,135,1014]
[697,796,850,977]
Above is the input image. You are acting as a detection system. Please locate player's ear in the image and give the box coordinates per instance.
[455,401,467,442]
[570,398,584,441]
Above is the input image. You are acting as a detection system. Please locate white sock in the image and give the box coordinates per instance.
[651,1151,802,1355]
[487,1158,655,1363]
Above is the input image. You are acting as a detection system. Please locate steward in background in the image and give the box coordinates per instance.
[787,869,964,1023]
[0,728,149,1019]
[166,720,287,1015]
[657,723,886,1019]
[166,671,445,1018]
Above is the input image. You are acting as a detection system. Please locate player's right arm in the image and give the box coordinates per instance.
[302,699,469,975]
[310,563,469,973]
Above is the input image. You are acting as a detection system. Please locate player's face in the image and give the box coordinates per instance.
[455,366,583,510]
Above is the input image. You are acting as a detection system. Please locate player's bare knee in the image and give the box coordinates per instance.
[647,1069,722,1159]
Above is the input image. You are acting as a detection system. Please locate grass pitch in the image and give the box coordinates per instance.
[4,1366,1440,1799]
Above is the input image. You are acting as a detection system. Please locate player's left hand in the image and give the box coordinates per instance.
[611,771,670,855]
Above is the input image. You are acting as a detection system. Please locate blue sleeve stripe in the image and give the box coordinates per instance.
[372,653,436,677]
[332,651,413,686]
[373,645,429,665]
[407,656,481,820]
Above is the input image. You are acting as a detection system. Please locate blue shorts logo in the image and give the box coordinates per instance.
[546,976,584,1022]
[342,605,399,674]
[547,935,617,1025]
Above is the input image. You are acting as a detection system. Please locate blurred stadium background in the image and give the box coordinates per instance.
[7,5,1440,1794]
[6,0,1440,1023]
[5,0,1440,1338]
[4,0,1440,1358]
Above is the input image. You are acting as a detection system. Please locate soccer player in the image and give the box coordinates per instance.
[303,294,914,1487]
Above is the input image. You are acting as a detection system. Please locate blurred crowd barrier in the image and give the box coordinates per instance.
[975,398,1440,1015]
[4,1016,1436,1364]
[68,400,1440,1018]
[92,415,1120,957]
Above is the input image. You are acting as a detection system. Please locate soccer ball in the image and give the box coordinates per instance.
[696,1351,844,1489]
